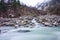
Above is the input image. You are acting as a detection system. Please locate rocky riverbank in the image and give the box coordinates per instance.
[0,15,60,27]
[36,15,60,27]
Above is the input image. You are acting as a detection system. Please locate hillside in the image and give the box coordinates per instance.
[36,0,60,16]
[0,0,47,18]
[0,0,60,27]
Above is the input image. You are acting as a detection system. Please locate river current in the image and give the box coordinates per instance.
[0,18,60,40]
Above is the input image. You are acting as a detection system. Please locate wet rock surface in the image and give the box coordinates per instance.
[17,30,31,33]
[37,15,60,27]
[0,15,60,27]
[0,16,36,28]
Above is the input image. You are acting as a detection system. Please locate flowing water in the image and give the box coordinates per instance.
[0,18,60,40]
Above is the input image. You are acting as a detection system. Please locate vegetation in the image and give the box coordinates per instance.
[0,0,60,18]
[17,0,20,6]
[0,0,7,12]
[0,0,21,18]
[12,0,17,10]
[12,0,20,10]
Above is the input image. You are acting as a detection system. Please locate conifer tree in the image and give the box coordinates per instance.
[0,0,7,12]
[17,0,20,6]
[12,0,17,10]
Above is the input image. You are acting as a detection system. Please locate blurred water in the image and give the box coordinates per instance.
[0,18,60,40]
[0,27,60,40]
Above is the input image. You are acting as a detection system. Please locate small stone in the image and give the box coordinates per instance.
[17,30,31,33]
[0,30,1,33]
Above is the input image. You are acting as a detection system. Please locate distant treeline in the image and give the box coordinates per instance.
[0,0,21,18]
[0,0,20,12]
[0,0,60,18]
[0,0,46,18]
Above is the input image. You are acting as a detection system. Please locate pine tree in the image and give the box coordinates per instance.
[12,0,17,10]
[17,0,20,6]
[0,1,1,9]
[0,0,7,12]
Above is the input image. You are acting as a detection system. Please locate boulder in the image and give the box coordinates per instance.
[17,30,31,33]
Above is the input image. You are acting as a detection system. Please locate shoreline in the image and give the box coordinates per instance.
[0,15,60,27]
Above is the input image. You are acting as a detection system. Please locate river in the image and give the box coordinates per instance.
[0,18,60,40]
[0,26,60,40]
